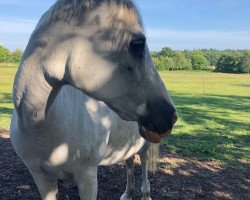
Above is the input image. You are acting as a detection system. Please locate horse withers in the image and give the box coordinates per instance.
[10,0,177,199]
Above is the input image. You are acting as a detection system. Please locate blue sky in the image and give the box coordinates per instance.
[0,0,250,51]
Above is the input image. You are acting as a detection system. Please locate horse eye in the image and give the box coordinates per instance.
[129,38,146,57]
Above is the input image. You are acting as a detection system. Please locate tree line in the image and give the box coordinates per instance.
[1,44,250,73]
[0,45,23,63]
[151,47,250,73]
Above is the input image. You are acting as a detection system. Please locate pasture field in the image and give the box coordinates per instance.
[161,71,250,168]
[0,65,249,169]
[0,65,17,131]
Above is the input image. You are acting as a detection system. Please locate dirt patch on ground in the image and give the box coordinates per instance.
[0,137,249,200]
[0,130,10,139]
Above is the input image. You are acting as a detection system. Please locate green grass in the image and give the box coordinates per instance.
[0,65,249,168]
[0,65,17,130]
[160,71,250,168]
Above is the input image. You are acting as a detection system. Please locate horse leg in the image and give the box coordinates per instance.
[76,166,98,200]
[29,168,58,200]
[120,156,135,200]
[140,143,152,200]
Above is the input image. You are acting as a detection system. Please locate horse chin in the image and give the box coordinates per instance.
[139,125,172,144]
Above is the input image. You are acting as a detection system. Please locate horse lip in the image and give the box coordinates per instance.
[139,125,172,143]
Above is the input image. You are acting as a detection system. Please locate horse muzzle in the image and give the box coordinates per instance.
[139,112,178,143]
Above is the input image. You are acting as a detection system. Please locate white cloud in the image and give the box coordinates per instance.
[146,28,250,50]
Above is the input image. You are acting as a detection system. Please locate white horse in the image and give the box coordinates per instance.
[12,85,157,199]
[10,0,177,199]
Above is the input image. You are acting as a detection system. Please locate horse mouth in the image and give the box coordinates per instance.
[139,125,172,143]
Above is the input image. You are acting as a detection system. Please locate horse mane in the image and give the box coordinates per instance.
[32,0,143,45]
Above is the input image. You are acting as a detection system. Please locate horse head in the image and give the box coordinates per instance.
[18,0,177,143]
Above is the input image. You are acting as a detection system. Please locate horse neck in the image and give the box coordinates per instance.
[13,48,68,130]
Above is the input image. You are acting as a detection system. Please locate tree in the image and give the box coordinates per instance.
[10,49,23,63]
[191,51,209,70]
[0,45,10,63]
[151,48,250,73]
[153,56,174,71]
[163,57,175,70]
[240,53,250,73]
[159,47,175,57]
[185,59,192,70]
[153,57,162,70]
[202,49,221,66]
[216,53,243,73]
[182,49,192,59]
[150,51,158,58]
[172,52,191,70]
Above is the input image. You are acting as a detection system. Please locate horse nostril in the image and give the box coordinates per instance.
[172,112,178,125]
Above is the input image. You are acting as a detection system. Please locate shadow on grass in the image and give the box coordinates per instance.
[173,94,249,113]
[0,107,13,116]
[164,93,250,168]
[0,93,13,119]
[172,93,249,133]
[176,105,249,130]
[232,83,250,88]
[0,93,13,104]
[165,132,249,167]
